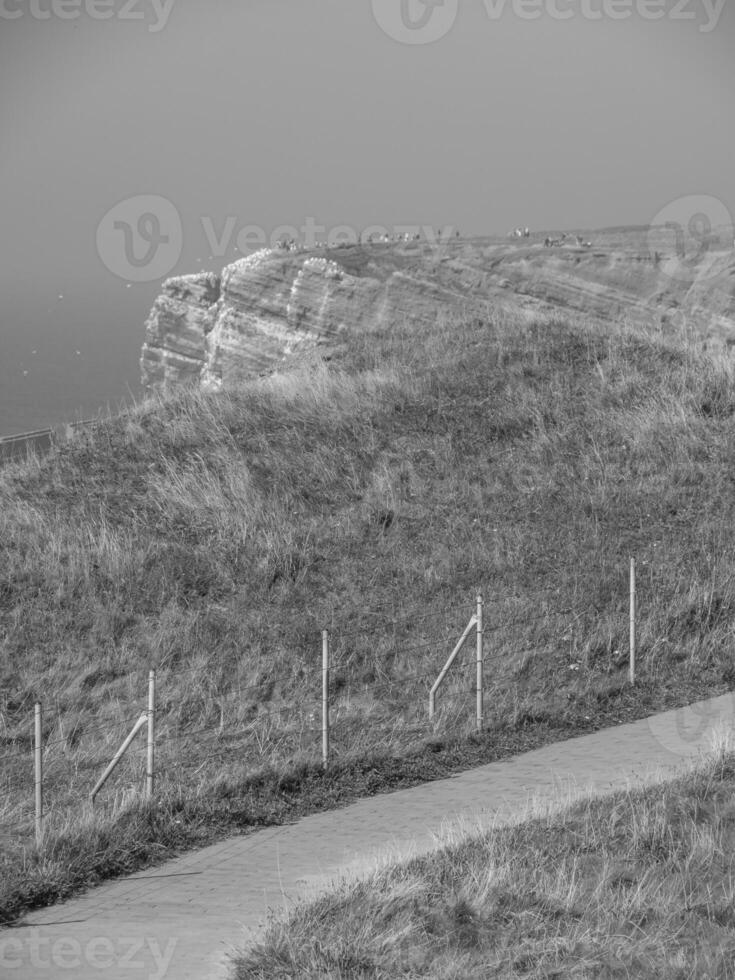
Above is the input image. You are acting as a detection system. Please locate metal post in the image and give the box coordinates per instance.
[629,557,636,685]
[146,669,155,799]
[476,593,483,732]
[34,702,43,847]
[322,630,329,770]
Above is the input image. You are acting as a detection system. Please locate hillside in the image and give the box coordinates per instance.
[2,231,735,923]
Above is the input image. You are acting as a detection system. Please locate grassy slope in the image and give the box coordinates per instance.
[2,303,735,923]
[233,741,735,979]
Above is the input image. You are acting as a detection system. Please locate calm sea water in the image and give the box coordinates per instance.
[0,278,160,439]
[0,253,240,439]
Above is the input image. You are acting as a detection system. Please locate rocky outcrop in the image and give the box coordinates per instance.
[140,247,472,391]
[141,230,735,391]
[140,272,220,387]
[201,253,368,388]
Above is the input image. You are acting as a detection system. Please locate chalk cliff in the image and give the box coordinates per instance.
[483,230,735,343]
[140,246,473,391]
[140,229,735,391]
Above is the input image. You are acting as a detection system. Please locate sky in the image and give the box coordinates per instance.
[0,0,733,435]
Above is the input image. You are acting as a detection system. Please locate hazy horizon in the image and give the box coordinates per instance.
[1,0,733,436]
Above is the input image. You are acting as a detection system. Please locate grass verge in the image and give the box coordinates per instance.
[233,735,735,978]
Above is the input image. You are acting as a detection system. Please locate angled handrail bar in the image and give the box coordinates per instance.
[90,713,148,803]
[429,614,477,718]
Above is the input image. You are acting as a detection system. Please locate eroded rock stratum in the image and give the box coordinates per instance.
[140,228,735,391]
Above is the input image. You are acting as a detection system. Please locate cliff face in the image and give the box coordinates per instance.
[140,247,474,391]
[140,230,735,391]
[483,237,735,342]
[140,271,220,387]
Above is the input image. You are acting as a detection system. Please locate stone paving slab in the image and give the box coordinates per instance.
[2,692,734,980]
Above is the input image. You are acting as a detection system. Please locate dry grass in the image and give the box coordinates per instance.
[233,734,735,978]
[2,303,735,922]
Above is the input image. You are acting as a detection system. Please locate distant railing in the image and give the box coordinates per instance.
[0,419,97,464]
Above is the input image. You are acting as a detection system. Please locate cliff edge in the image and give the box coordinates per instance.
[140,229,735,391]
[140,244,470,391]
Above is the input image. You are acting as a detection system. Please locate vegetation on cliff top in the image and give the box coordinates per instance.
[2,300,735,923]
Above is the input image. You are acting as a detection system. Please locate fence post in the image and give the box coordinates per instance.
[34,702,43,847]
[476,593,483,733]
[146,669,155,799]
[322,630,329,770]
[629,557,636,685]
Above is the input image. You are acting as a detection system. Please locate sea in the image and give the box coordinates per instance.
[0,276,168,440]
[0,248,244,441]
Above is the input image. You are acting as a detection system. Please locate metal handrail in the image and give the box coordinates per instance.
[429,615,477,718]
[429,594,484,731]
[90,713,147,803]
[0,419,98,464]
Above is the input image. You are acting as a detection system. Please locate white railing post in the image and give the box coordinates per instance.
[476,593,483,732]
[146,669,155,799]
[34,702,43,846]
[629,557,636,685]
[322,630,329,770]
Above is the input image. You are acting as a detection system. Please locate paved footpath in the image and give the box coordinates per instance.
[3,692,735,980]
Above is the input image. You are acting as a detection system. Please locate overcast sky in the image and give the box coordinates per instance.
[1,0,733,279]
[0,0,733,432]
